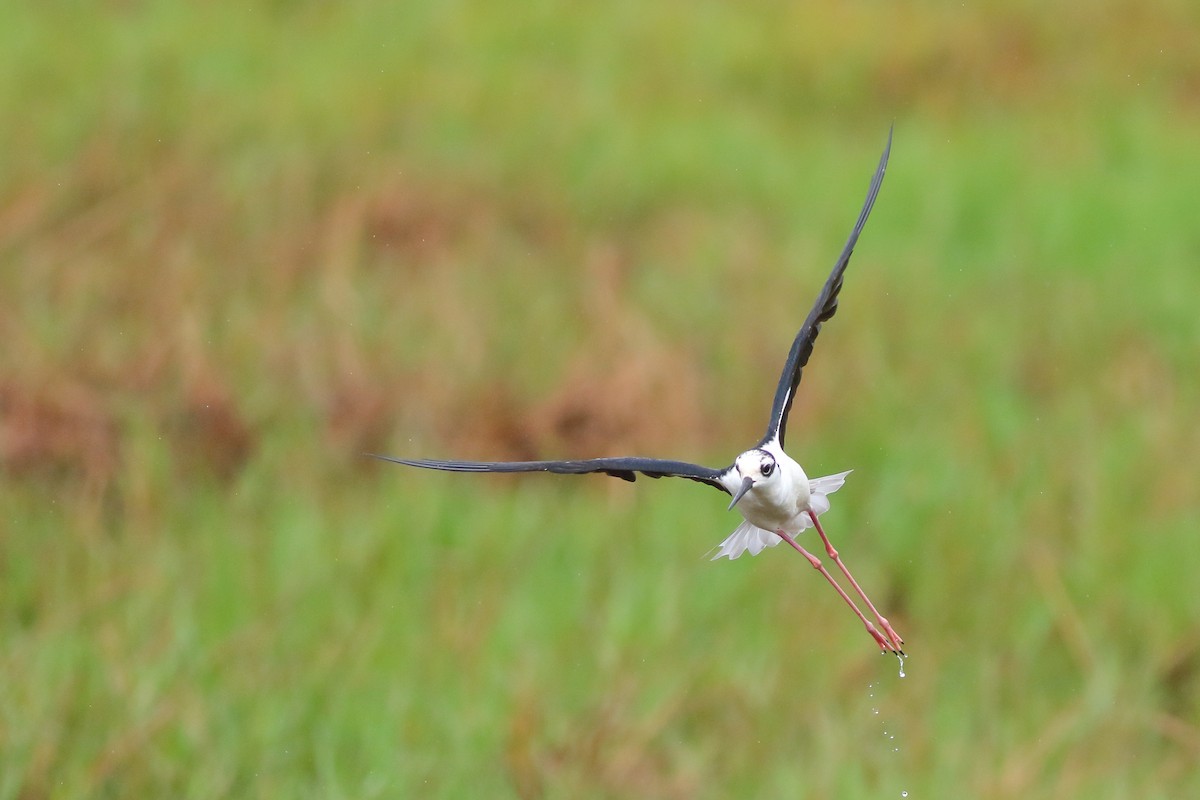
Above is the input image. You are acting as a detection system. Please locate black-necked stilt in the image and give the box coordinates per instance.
[374,128,903,654]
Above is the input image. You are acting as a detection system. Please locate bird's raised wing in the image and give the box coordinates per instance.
[370,454,733,494]
[760,127,892,448]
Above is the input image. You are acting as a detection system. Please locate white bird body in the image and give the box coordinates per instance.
[713,441,852,560]
[725,444,811,531]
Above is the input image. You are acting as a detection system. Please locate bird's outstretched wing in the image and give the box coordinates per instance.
[370,454,733,494]
[760,127,892,448]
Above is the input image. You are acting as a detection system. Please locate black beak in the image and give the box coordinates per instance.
[727,476,755,510]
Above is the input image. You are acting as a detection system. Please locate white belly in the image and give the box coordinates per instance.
[737,464,811,534]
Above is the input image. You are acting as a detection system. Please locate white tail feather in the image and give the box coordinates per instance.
[710,520,782,560]
[809,469,852,496]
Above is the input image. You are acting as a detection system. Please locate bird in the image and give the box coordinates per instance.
[372,128,903,655]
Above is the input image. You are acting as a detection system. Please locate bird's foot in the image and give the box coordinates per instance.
[866,621,905,656]
[878,617,905,654]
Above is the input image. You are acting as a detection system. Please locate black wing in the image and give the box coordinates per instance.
[760,126,892,448]
[370,454,732,495]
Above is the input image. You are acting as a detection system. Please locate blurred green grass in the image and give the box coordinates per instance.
[2,1,1200,797]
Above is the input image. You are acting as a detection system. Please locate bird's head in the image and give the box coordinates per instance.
[727,448,779,510]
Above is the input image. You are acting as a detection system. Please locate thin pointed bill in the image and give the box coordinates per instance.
[727,476,755,510]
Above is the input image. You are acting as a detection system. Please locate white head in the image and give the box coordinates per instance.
[727,447,782,510]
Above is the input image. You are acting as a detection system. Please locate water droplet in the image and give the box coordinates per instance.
[896,653,907,678]
[901,791,908,797]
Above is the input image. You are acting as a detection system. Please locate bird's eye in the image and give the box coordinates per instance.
[761,461,774,477]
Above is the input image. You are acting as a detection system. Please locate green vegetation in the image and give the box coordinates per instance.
[3,1,1198,797]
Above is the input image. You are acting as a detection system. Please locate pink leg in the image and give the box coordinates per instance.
[773,528,899,654]
[807,510,904,652]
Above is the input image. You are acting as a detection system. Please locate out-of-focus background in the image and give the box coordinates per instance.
[3,2,1198,797]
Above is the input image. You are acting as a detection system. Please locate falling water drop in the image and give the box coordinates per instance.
[896,653,906,678]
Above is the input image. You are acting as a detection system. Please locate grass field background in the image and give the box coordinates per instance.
[2,1,1199,797]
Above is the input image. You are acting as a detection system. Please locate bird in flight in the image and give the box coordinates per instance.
[373,129,903,655]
